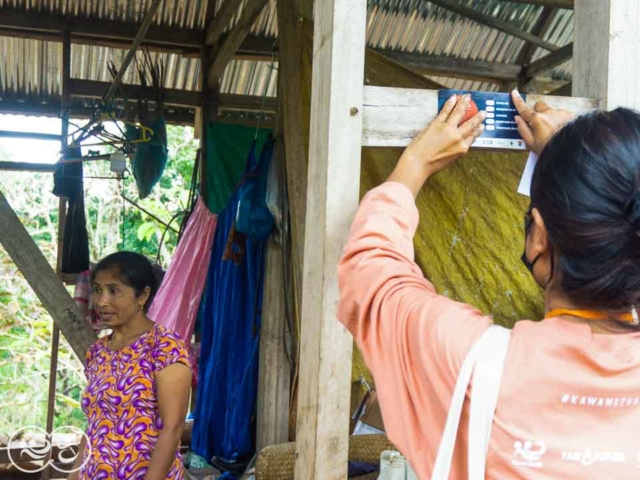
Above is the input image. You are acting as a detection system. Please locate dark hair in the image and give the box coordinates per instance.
[531,107,640,314]
[91,251,159,312]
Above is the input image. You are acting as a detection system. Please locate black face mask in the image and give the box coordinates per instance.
[521,207,541,274]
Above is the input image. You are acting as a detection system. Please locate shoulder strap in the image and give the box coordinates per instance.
[430,325,511,480]
[468,325,510,480]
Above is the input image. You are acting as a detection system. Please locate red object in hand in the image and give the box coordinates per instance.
[456,95,479,126]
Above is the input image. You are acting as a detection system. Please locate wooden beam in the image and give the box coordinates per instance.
[0,192,96,360]
[427,0,559,51]
[69,79,201,107]
[383,50,521,82]
[205,0,219,26]
[294,1,366,479]
[0,162,57,172]
[69,79,275,111]
[548,82,572,96]
[511,6,557,91]
[206,0,243,46]
[506,0,573,7]
[573,0,640,110]
[256,236,291,452]
[276,0,309,340]
[207,0,269,85]
[0,98,197,125]
[0,8,203,52]
[0,130,62,142]
[517,6,557,66]
[524,42,573,78]
[361,86,597,147]
[217,94,277,113]
[102,0,163,104]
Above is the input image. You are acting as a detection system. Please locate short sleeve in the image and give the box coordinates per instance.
[152,329,192,373]
[84,341,99,377]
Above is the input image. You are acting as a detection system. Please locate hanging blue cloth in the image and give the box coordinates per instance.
[192,136,274,469]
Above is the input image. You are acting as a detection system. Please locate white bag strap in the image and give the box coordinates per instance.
[430,325,511,480]
[468,325,510,480]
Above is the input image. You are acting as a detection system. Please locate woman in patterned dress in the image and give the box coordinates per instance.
[69,252,192,480]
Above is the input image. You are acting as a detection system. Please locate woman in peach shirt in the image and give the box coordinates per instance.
[338,92,640,479]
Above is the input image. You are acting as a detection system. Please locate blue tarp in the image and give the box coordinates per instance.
[192,136,273,466]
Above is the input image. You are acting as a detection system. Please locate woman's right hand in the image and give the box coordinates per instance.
[511,90,576,155]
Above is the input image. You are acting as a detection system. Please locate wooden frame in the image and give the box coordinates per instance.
[293,0,366,479]
[292,0,639,477]
[361,86,596,147]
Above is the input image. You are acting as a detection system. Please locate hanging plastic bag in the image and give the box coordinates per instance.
[265,137,284,233]
[378,451,418,480]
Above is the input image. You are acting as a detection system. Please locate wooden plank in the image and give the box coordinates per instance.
[573,0,640,110]
[205,0,243,46]
[361,86,597,147]
[0,131,62,142]
[0,192,96,360]
[276,0,309,323]
[207,0,270,86]
[256,236,291,452]
[68,79,275,112]
[524,42,573,78]
[294,0,366,479]
[427,0,559,51]
[382,50,521,83]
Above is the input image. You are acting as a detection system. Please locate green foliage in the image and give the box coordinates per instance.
[0,123,199,436]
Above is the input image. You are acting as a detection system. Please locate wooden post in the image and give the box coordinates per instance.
[573,0,640,110]
[256,236,291,452]
[42,28,71,480]
[276,0,309,323]
[294,0,367,478]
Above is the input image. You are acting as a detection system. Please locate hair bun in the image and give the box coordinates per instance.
[624,191,640,236]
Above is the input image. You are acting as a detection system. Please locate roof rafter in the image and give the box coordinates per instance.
[207,0,270,86]
[427,0,559,51]
[383,50,521,83]
[525,42,573,78]
[206,0,244,46]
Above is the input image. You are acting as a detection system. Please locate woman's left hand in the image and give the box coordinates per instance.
[388,94,486,197]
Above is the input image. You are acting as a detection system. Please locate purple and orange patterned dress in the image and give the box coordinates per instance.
[79,324,191,479]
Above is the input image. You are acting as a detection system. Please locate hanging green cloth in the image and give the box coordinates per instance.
[204,122,271,214]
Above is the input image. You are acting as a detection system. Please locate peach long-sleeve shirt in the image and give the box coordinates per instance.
[338,182,640,479]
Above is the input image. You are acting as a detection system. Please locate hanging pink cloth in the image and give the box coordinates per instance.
[149,196,217,342]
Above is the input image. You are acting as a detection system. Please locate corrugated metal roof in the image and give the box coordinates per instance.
[0,0,209,29]
[0,0,574,113]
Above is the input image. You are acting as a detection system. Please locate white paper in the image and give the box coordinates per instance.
[517,152,539,197]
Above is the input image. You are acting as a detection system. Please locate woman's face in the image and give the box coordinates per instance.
[92,269,149,328]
